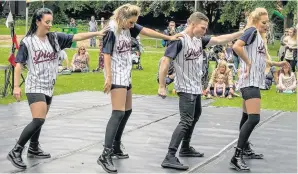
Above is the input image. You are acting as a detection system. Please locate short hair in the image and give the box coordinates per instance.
[187,12,209,25]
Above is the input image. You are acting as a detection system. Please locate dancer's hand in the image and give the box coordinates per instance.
[169,33,183,41]
[104,77,112,94]
[279,61,289,67]
[97,25,110,37]
[244,61,251,79]
[13,87,21,102]
[158,87,167,99]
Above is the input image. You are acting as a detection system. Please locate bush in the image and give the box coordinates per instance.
[0,17,27,26]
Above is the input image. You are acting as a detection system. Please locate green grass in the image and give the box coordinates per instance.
[211,86,297,112]
[0,37,296,112]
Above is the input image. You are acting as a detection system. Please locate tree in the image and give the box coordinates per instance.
[219,1,297,30]
[279,1,297,29]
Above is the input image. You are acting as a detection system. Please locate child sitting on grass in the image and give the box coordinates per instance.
[213,74,229,98]
[277,64,297,93]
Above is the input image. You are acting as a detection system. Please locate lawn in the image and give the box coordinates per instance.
[0,33,296,112]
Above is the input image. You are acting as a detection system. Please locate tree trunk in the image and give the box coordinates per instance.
[284,12,294,29]
[197,1,204,12]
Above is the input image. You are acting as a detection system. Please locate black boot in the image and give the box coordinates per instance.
[97,147,117,173]
[230,147,250,171]
[243,141,264,159]
[161,153,189,170]
[7,144,27,169]
[112,141,129,159]
[179,142,204,157]
[27,142,51,159]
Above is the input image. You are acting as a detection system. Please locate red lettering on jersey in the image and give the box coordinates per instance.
[33,50,57,64]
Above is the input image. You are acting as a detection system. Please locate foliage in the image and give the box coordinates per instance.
[280,1,297,17]
[138,0,176,17]
[219,1,277,27]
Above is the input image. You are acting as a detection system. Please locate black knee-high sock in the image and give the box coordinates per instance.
[30,127,41,143]
[114,109,132,142]
[237,114,260,149]
[104,110,125,149]
[239,112,248,130]
[17,118,45,147]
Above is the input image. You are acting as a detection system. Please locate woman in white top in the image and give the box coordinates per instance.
[277,64,296,92]
[8,8,107,170]
[284,27,297,72]
[231,8,287,171]
[97,4,182,173]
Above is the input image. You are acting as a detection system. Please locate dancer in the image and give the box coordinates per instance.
[96,3,182,173]
[8,8,108,169]
[230,8,287,171]
[158,12,244,170]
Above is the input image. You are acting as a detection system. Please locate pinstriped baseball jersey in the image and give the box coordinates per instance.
[164,32,211,94]
[238,28,267,89]
[102,20,143,86]
[15,33,73,96]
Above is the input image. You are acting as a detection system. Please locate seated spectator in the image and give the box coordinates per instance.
[206,61,235,99]
[71,46,90,72]
[157,57,175,86]
[58,49,69,73]
[218,52,237,75]
[277,64,297,93]
[213,74,227,98]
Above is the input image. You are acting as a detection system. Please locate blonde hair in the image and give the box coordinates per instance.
[77,46,86,55]
[246,8,268,39]
[247,8,271,62]
[110,3,141,34]
[217,74,225,79]
[289,27,297,40]
[246,8,268,27]
[217,61,230,74]
[187,12,209,25]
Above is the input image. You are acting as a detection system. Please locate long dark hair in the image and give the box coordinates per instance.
[27,8,58,52]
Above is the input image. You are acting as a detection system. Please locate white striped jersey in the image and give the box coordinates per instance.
[164,32,211,94]
[15,33,73,96]
[102,20,143,86]
[237,27,267,89]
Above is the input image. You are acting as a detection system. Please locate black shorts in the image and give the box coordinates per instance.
[26,93,52,106]
[111,84,132,91]
[240,86,261,100]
